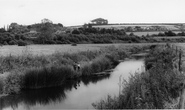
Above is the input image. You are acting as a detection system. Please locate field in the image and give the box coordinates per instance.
[0,43,163,56]
[92,24,182,30]
[126,31,182,37]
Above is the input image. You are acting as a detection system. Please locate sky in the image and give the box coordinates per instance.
[0,0,185,27]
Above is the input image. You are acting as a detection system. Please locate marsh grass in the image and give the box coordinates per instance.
[81,55,111,76]
[0,45,149,94]
[93,44,185,109]
[21,64,77,89]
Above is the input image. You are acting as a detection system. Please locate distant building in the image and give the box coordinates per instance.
[90,18,108,25]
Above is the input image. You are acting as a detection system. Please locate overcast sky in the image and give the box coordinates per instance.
[0,0,185,27]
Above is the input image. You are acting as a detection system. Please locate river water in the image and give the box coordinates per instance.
[0,59,144,110]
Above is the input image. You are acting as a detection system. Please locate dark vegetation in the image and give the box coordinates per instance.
[148,31,185,37]
[1,45,149,94]
[92,44,185,109]
[0,19,185,45]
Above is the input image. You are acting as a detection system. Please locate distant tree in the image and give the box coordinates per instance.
[0,28,6,33]
[41,18,53,24]
[129,32,134,36]
[58,23,63,27]
[72,29,80,34]
[38,18,54,44]
[17,40,27,46]
[9,40,17,45]
[9,23,19,30]
[165,31,176,36]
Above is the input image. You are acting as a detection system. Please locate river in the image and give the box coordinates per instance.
[0,59,144,110]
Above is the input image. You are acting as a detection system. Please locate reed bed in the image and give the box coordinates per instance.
[0,45,150,94]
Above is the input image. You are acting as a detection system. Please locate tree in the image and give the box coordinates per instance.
[58,23,63,27]
[0,28,6,33]
[38,18,54,44]
[41,18,53,24]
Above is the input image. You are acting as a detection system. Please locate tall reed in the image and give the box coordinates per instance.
[22,64,76,89]
[0,44,148,94]
[93,44,185,109]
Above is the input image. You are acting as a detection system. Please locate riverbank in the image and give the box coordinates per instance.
[0,59,144,110]
[0,44,150,95]
[93,43,185,109]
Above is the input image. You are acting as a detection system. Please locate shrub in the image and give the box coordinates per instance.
[3,72,22,94]
[3,41,8,45]
[18,40,27,46]
[71,43,77,46]
[56,40,63,44]
[9,40,17,45]
[45,40,56,44]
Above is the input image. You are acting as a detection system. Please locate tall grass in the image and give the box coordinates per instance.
[93,44,185,109]
[22,64,76,89]
[81,55,112,76]
[0,44,148,94]
[0,76,3,94]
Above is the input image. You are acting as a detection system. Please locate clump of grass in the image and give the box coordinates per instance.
[22,64,76,89]
[81,55,111,76]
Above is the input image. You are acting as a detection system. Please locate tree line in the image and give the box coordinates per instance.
[0,19,185,45]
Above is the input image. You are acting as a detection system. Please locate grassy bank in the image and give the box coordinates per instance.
[92,44,185,109]
[0,44,150,94]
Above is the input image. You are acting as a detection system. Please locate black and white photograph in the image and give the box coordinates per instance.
[0,0,185,109]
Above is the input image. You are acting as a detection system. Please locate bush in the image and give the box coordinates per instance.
[3,72,22,94]
[56,40,63,44]
[9,40,17,45]
[71,43,77,46]
[18,40,27,46]
[3,41,8,45]
[45,40,56,44]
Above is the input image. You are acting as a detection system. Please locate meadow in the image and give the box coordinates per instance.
[127,31,182,37]
[92,24,180,30]
[0,43,163,56]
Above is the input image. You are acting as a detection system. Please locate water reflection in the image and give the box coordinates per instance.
[0,74,110,110]
[81,75,110,86]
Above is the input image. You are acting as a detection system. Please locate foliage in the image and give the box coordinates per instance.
[81,56,111,76]
[17,40,27,46]
[9,40,17,45]
[0,76,3,94]
[22,64,76,89]
[0,45,143,93]
[93,44,185,109]
[3,72,22,94]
